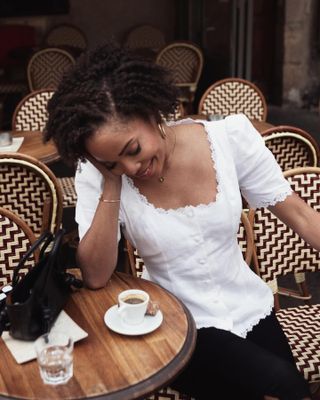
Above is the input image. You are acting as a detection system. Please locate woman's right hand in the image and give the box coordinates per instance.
[85,154,122,187]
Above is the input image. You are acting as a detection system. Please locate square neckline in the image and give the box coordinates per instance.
[124,118,222,214]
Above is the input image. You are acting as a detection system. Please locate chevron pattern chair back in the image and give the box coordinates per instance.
[27,48,75,91]
[156,41,203,91]
[125,24,165,53]
[261,125,320,170]
[0,207,38,287]
[58,176,77,208]
[12,88,77,209]
[0,153,63,237]
[12,89,55,131]
[249,167,320,385]
[45,24,87,51]
[198,78,267,122]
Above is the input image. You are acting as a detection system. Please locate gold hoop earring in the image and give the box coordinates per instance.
[158,123,167,139]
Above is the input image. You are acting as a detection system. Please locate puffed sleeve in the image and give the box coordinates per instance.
[74,160,122,241]
[225,114,292,208]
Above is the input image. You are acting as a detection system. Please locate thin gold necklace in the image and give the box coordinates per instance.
[159,127,176,183]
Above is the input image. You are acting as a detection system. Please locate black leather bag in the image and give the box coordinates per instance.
[0,229,82,341]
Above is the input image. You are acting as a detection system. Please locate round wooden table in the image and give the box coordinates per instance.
[0,272,197,399]
[12,130,59,164]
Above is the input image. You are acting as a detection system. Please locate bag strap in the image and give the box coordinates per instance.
[40,229,66,292]
[45,229,65,268]
[12,231,53,286]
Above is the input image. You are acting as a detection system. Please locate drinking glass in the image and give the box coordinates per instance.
[34,331,73,385]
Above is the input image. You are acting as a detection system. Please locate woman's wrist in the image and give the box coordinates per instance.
[99,194,120,203]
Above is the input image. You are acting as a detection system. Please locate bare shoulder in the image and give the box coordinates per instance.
[172,121,207,145]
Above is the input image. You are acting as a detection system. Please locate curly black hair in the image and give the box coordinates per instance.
[44,42,179,165]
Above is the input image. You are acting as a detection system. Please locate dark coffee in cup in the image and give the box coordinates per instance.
[123,295,145,304]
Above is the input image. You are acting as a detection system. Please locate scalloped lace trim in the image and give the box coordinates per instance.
[125,120,221,215]
[239,303,273,338]
[253,188,293,209]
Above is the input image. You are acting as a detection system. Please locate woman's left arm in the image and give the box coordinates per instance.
[269,191,320,251]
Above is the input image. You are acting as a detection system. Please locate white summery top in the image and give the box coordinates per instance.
[75,114,293,338]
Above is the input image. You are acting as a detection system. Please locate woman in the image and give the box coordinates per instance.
[45,43,315,399]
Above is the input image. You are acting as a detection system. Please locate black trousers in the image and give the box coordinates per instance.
[171,310,311,400]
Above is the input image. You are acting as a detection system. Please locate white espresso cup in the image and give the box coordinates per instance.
[118,289,149,325]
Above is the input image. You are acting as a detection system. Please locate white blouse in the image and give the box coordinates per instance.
[75,114,292,338]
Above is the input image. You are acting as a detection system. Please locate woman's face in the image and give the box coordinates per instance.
[85,118,166,181]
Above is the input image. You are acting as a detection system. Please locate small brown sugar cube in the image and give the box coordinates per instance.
[145,300,160,316]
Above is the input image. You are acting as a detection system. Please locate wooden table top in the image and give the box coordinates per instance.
[0,272,197,400]
[12,130,59,165]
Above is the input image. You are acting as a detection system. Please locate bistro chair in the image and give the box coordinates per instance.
[0,153,63,237]
[124,24,166,55]
[261,125,320,170]
[27,47,75,91]
[44,23,87,53]
[11,88,77,210]
[198,78,267,122]
[156,41,204,114]
[261,125,320,302]
[249,167,320,391]
[11,89,55,131]
[0,207,38,287]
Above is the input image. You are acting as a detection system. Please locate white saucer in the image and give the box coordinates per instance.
[104,305,163,336]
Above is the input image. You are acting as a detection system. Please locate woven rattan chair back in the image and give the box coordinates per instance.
[0,207,38,286]
[156,41,203,92]
[0,153,63,237]
[249,167,320,385]
[45,24,87,51]
[125,24,165,53]
[198,78,267,121]
[27,47,75,91]
[12,89,77,209]
[261,126,320,170]
[12,89,55,131]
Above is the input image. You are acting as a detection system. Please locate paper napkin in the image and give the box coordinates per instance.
[2,310,88,364]
[0,137,24,153]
